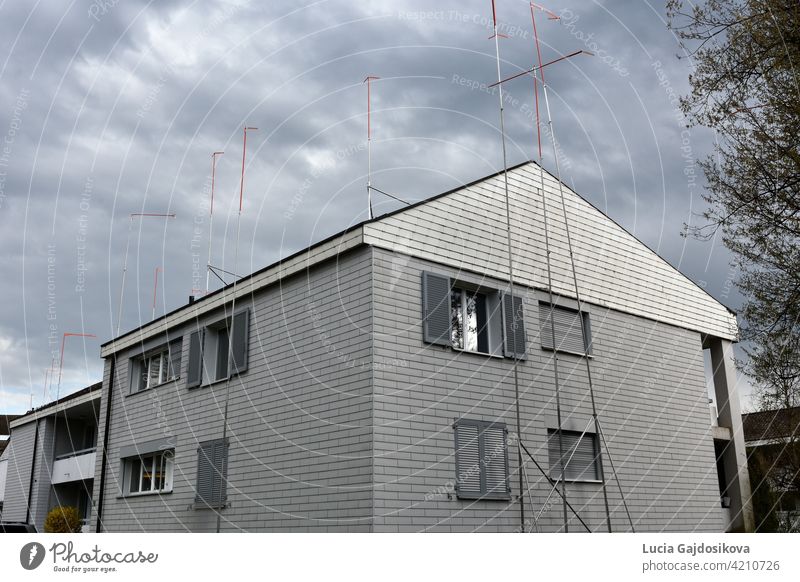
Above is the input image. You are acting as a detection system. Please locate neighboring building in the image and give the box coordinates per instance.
[0,414,20,518]
[1,384,100,530]
[91,161,753,532]
[743,406,800,531]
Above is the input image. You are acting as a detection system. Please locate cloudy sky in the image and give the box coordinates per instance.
[0,0,749,414]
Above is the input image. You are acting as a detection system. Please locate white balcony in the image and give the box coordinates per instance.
[51,448,96,485]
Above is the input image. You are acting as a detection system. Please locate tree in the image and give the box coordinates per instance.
[667,0,800,531]
[666,1,800,391]
[43,506,83,533]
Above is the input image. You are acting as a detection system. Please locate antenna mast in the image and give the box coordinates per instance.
[56,332,96,400]
[206,151,224,294]
[487,0,527,532]
[217,125,257,534]
[364,75,379,219]
[116,212,176,336]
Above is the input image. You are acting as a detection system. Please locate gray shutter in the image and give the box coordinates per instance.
[230,309,250,375]
[540,304,587,354]
[422,272,451,346]
[481,424,510,497]
[502,294,527,359]
[195,439,228,507]
[168,339,182,379]
[454,422,482,498]
[186,330,204,388]
[548,431,599,481]
[130,359,145,393]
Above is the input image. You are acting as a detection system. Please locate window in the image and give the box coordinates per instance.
[450,287,491,352]
[186,309,250,388]
[422,272,525,358]
[123,450,174,495]
[539,303,591,355]
[547,430,601,482]
[453,419,510,500]
[195,439,228,508]
[131,340,181,393]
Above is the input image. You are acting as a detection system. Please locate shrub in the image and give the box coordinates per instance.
[43,506,82,533]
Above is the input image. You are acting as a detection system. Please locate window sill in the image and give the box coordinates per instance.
[541,346,594,359]
[192,500,229,510]
[550,478,604,484]
[117,489,173,499]
[450,347,505,360]
[456,493,512,502]
[194,376,232,390]
[127,377,180,397]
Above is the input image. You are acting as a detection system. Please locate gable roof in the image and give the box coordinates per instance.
[103,160,737,355]
[365,161,737,340]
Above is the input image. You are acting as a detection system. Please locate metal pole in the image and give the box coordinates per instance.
[216,126,256,534]
[529,4,570,533]
[56,332,96,400]
[531,3,612,531]
[116,216,133,337]
[489,0,526,532]
[116,213,175,336]
[152,266,162,320]
[207,151,224,294]
[364,76,379,220]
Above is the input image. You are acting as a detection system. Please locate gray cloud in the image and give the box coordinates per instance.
[0,0,749,413]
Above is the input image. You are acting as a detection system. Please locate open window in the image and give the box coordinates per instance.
[186,308,250,389]
[130,339,182,393]
[422,272,525,359]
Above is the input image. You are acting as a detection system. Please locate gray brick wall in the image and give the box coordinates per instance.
[370,247,723,532]
[92,247,374,532]
[91,243,725,532]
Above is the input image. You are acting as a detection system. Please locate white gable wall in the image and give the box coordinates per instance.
[364,162,737,340]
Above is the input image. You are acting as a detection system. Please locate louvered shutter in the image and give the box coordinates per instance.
[540,304,588,355]
[186,330,204,388]
[195,439,228,507]
[548,431,600,481]
[502,294,527,359]
[168,339,182,380]
[454,422,482,498]
[130,359,145,393]
[422,272,451,346]
[481,424,510,498]
[230,309,250,375]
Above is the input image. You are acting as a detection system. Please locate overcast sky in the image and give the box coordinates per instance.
[0,0,751,415]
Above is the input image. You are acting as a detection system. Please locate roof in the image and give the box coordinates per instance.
[0,438,9,458]
[102,160,738,356]
[0,414,21,435]
[9,382,102,429]
[743,406,800,443]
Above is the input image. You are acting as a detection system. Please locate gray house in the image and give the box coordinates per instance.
[1,383,100,530]
[91,161,753,532]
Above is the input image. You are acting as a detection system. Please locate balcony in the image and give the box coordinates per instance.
[51,448,96,484]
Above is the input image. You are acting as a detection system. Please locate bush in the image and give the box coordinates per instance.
[43,506,82,533]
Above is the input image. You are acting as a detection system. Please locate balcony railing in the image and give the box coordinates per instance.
[51,448,96,485]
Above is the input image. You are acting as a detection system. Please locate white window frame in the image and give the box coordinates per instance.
[132,341,181,393]
[124,450,174,496]
[449,285,503,356]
